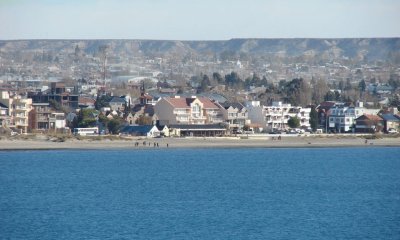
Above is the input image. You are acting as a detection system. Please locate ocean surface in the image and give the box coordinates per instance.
[1,147,399,240]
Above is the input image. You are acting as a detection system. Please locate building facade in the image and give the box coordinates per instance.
[328,102,379,133]
[247,101,311,131]
[155,96,223,125]
[215,102,249,133]
[0,91,33,133]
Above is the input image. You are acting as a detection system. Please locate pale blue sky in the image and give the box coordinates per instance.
[1,0,399,40]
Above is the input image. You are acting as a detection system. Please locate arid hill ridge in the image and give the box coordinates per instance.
[1,38,399,61]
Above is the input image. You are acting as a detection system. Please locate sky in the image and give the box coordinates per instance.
[0,0,399,40]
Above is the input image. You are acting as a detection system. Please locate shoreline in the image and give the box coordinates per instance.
[1,135,399,151]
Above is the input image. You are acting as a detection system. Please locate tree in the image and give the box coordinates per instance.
[224,71,241,88]
[324,91,335,101]
[344,78,352,91]
[358,79,366,95]
[309,107,319,131]
[212,72,223,83]
[49,99,67,113]
[199,74,211,93]
[312,79,329,104]
[95,95,112,110]
[107,118,122,134]
[136,115,153,125]
[288,116,300,128]
[73,109,98,128]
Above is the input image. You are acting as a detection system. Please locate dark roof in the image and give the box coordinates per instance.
[144,105,155,116]
[380,114,400,122]
[131,104,143,113]
[222,102,245,110]
[120,125,156,134]
[109,97,126,103]
[168,124,226,130]
[0,102,8,109]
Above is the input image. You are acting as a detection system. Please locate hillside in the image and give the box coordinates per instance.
[1,38,399,62]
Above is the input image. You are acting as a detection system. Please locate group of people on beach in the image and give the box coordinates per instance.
[271,136,282,141]
[133,141,169,148]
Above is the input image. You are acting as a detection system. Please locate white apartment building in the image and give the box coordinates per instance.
[247,101,311,131]
[154,96,223,125]
[328,102,379,133]
[0,91,33,133]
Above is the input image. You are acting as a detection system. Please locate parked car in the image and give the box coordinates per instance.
[387,128,398,134]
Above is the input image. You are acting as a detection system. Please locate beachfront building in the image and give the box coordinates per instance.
[29,103,66,133]
[154,96,223,125]
[328,102,379,133]
[0,102,11,127]
[28,82,79,110]
[246,101,311,131]
[120,125,160,137]
[379,114,400,133]
[355,114,384,133]
[316,101,337,132]
[0,91,33,133]
[215,102,249,133]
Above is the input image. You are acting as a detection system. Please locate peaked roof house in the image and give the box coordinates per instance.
[379,114,400,133]
[154,96,223,125]
[215,102,248,133]
[120,125,160,137]
[108,96,127,112]
[355,114,384,133]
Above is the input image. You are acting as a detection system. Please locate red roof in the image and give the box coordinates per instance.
[165,97,218,109]
[363,114,383,121]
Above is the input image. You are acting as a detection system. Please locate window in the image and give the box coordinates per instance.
[192,103,201,118]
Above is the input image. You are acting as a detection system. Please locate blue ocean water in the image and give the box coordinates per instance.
[0,147,399,240]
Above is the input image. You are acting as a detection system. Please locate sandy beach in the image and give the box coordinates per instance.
[0,134,399,150]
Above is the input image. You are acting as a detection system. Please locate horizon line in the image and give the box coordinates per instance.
[1,37,400,41]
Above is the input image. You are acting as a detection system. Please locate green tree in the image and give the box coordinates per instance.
[73,109,98,128]
[95,95,112,110]
[288,116,300,128]
[107,118,122,134]
[309,107,319,131]
[358,79,367,98]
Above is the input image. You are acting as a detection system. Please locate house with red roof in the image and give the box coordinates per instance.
[355,114,384,133]
[154,96,223,125]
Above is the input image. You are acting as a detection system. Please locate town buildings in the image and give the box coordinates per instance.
[0,91,32,133]
[246,101,311,131]
[155,96,223,125]
[215,102,249,133]
[328,102,379,133]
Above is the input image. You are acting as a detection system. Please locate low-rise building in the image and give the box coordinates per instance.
[380,114,400,133]
[355,114,384,133]
[215,102,249,133]
[155,96,223,125]
[247,101,311,131]
[29,103,67,132]
[328,102,379,133]
[109,96,126,111]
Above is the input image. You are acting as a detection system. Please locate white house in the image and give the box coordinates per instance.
[247,101,311,131]
[328,102,380,132]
